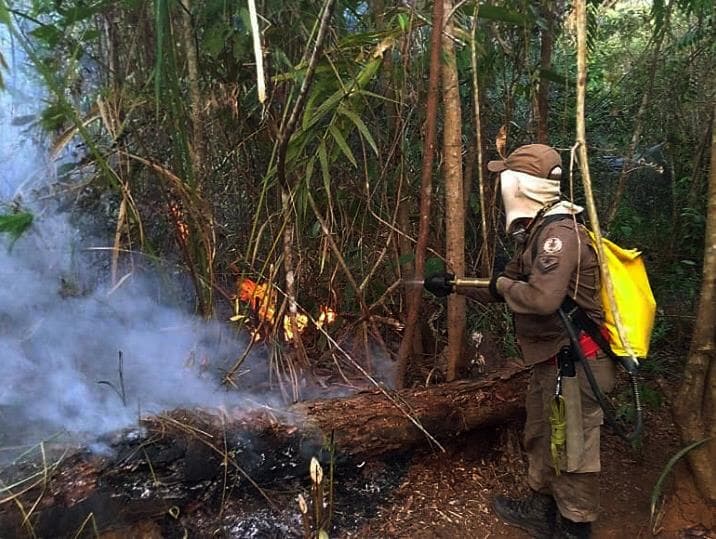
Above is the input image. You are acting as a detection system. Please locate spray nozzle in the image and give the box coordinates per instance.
[423,273,491,297]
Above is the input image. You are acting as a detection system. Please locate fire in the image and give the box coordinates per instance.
[168,201,189,242]
[316,305,337,329]
[238,278,276,323]
[282,312,309,340]
[233,278,335,342]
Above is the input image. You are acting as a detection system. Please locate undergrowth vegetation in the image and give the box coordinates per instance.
[0,0,712,393]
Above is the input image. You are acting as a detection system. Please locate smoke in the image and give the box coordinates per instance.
[0,29,269,453]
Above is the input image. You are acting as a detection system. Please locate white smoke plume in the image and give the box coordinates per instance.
[0,28,267,454]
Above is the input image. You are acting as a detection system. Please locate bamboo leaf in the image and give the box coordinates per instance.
[318,141,331,192]
[305,155,316,186]
[338,105,378,157]
[329,124,357,167]
[474,5,532,26]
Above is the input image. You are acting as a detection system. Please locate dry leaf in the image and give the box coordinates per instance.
[496,125,508,158]
[297,493,308,514]
[310,457,324,484]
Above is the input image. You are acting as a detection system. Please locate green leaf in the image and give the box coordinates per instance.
[329,124,357,167]
[303,91,320,130]
[396,13,408,32]
[232,35,249,62]
[31,25,63,47]
[57,162,77,177]
[0,212,33,249]
[338,105,378,157]
[305,155,316,186]
[318,141,331,194]
[61,4,98,25]
[40,102,72,131]
[424,257,445,276]
[237,6,252,35]
[203,23,229,58]
[0,1,11,25]
[475,5,532,26]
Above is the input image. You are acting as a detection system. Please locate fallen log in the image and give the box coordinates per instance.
[0,363,528,538]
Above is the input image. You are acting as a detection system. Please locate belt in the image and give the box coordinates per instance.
[548,327,608,365]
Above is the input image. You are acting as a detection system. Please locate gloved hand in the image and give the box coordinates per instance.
[492,252,510,275]
[424,272,455,297]
[489,253,512,299]
[489,272,504,299]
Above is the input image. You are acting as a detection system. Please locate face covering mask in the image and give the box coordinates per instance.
[500,169,561,232]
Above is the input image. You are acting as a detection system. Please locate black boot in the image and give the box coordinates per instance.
[492,491,556,538]
[553,515,592,538]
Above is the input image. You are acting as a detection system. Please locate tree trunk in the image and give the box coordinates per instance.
[469,7,491,276]
[673,105,716,503]
[535,3,554,145]
[0,366,529,537]
[395,0,443,388]
[442,0,466,382]
[179,0,205,180]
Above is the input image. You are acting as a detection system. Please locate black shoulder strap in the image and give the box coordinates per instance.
[560,295,637,374]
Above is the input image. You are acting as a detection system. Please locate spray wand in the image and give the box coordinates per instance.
[421,272,490,297]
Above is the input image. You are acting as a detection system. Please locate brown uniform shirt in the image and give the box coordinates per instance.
[462,214,603,365]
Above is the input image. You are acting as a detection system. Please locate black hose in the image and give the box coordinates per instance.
[558,308,643,443]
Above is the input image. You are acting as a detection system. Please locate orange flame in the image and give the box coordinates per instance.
[316,305,337,329]
[282,313,309,341]
[168,201,189,242]
[234,278,336,342]
[238,278,275,323]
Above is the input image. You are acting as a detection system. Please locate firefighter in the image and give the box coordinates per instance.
[425,144,615,539]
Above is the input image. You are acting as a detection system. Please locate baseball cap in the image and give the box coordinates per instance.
[487,144,562,179]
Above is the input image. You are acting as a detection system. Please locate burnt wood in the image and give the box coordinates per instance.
[0,364,528,537]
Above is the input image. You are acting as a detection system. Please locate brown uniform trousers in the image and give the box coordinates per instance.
[525,354,615,522]
[463,213,614,523]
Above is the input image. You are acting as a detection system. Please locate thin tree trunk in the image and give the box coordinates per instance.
[535,3,554,144]
[395,0,443,389]
[575,0,637,363]
[470,6,490,276]
[179,0,204,180]
[673,105,716,503]
[442,0,465,382]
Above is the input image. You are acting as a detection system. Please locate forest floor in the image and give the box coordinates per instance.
[346,362,715,539]
[4,352,714,538]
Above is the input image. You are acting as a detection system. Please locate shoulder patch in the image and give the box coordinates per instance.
[543,237,563,254]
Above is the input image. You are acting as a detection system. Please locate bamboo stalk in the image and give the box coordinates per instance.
[247,0,266,104]
[575,0,637,365]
